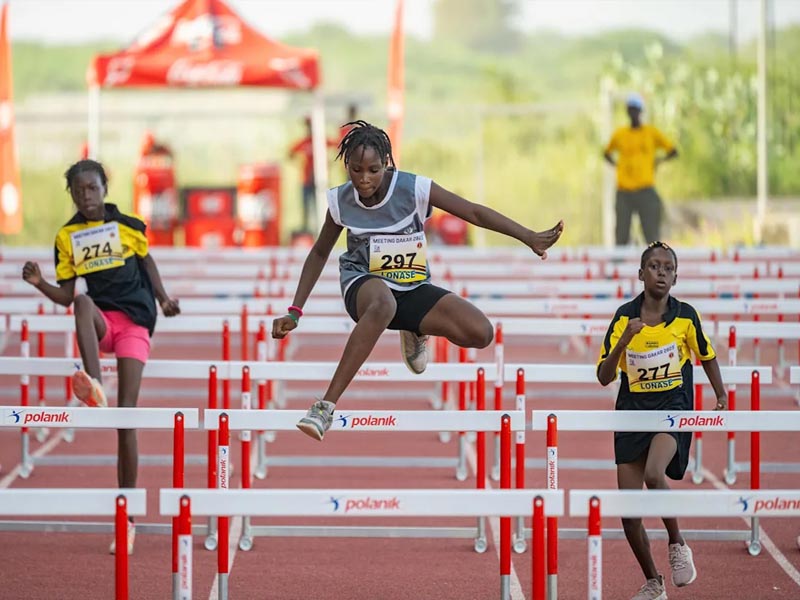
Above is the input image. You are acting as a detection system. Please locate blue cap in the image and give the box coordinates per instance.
[626,92,644,110]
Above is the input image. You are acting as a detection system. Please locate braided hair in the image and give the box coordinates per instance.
[640,241,678,269]
[336,120,395,168]
[64,159,108,195]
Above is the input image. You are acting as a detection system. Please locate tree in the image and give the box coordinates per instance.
[432,0,522,53]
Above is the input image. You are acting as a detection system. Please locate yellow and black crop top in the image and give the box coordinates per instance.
[597,293,715,400]
[54,203,156,335]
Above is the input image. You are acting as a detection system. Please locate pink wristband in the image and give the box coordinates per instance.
[288,305,303,318]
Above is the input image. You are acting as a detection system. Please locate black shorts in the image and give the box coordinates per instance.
[344,276,451,335]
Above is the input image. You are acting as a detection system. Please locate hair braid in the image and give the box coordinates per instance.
[64,159,109,193]
[336,120,395,167]
[640,241,678,269]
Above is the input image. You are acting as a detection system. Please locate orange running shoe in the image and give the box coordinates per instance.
[71,371,108,408]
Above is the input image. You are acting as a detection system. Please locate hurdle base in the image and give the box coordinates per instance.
[247,525,479,539]
[0,520,209,536]
[262,456,458,468]
[731,460,800,474]
[515,526,752,542]
[32,453,208,467]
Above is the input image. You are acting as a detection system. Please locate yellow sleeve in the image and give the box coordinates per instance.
[604,129,621,154]
[652,127,674,152]
[687,310,716,361]
[54,230,76,282]
[597,313,628,381]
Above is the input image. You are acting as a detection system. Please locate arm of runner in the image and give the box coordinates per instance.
[700,356,727,410]
[597,317,644,386]
[141,254,180,317]
[428,182,564,259]
[22,261,76,307]
[272,210,342,339]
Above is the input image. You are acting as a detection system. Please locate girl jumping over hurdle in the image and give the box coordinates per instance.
[21,159,180,555]
[597,241,727,600]
[272,120,564,440]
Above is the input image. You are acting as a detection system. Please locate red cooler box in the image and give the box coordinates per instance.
[133,153,179,246]
[182,187,236,247]
[237,163,281,247]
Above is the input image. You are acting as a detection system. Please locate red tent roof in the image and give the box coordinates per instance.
[88,0,319,90]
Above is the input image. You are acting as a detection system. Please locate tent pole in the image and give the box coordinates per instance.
[87,84,100,160]
[310,91,328,234]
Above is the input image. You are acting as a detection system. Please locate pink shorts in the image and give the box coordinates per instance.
[99,310,151,363]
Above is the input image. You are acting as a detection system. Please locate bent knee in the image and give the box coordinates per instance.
[643,470,666,489]
[360,296,396,325]
[461,320,494,348]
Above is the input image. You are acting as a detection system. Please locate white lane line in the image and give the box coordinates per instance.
[466,438,525,600]
[702,467,800,588]
[0,431,65,489]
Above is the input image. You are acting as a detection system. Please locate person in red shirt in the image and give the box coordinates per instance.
[288,117,338,233]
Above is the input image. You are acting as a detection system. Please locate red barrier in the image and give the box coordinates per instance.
[476,368,486,487]
[115,495,130,600]
[532,496,546,600]
[171,411,185,582]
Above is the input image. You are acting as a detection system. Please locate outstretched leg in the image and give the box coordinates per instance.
[417,294,494,349]
[321,278,396,405]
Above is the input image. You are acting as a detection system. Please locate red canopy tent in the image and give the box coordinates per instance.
[86,0,329,221]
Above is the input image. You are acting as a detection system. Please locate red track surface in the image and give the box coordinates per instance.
[1,327,799,599]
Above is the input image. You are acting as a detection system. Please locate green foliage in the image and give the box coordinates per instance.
[6,24,800,247]
[432,0,522,53]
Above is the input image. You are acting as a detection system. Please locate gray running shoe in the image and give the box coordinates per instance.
[631,575,667,600]
[399,330,429,374]
[668,542,697,587]
[296,399,335,441]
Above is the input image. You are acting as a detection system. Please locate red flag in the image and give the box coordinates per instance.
[387,0,405,166]
[0,1,21,235]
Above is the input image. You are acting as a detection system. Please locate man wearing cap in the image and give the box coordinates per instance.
[604,93,678,245]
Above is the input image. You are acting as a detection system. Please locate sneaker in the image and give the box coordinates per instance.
[631,575,667,600]
[71,371,108,408]
[668,542,697,587]
[109,520,135,555]
[296,400,335,441]
[399,330,429,374]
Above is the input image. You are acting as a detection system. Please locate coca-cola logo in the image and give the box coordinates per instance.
[104,56,136,86]
[172,15,242,51]
[268,57,312,89]
[167,58,243,86]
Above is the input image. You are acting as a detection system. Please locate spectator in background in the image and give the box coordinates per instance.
[288,117,338,233]
[604,93,677,246]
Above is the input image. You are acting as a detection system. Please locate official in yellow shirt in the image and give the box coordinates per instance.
[604,93,677,245]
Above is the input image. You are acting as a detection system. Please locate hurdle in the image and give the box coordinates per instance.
[203,406,525,553]
[0,488,147,600]
[570,489,800,600]
[160,488,564,600]
[531,407,800,557]
[714,323,800,485]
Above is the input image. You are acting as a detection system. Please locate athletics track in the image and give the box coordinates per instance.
[0,248,799,599]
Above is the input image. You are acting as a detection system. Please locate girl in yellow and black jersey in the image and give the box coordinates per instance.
[597,241,727,600]
[21,159,180,556]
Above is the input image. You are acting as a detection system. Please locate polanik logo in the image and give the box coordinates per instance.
[328,495,401,514]
[333,414,398,429]
[737,495,800,515]
[662,414,724,429]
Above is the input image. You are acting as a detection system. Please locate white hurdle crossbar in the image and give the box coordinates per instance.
[531,409,800,557]
[0,405,198,482]
[160,488,564,600]
[570,489,800,600]
[0,488,147,600]
[204,409,525,556]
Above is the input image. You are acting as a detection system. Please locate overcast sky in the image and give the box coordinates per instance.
[7,0,800,44]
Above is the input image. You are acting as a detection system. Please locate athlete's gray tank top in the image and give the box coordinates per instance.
[327,169,433,296]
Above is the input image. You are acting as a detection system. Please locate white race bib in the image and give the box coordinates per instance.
[70,222,125,276]
[368,232,428,284]
[625,342,683,393]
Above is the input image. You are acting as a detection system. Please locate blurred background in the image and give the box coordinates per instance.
[3,0,800,249]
